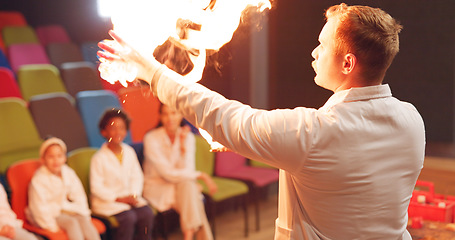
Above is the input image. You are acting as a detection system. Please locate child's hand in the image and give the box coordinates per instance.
[0,225,15,239]
[116,195,139,206]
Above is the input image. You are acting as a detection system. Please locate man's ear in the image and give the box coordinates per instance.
[342,53,356,74]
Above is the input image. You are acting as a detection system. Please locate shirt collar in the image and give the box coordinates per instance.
[321,84,392,109]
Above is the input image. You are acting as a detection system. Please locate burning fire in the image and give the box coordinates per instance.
[99,0,271,85]
[99,0,271,149]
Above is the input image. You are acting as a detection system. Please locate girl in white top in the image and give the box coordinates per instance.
[143,104,217,240]
[90,109,154,240]
[27,137,100,240]
[0,184,38,240]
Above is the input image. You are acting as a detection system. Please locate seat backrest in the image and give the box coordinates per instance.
[0,98,42,173]
[0,11,27,33]
[67,147,98,197]
[118,86,161,142]
[35,24,71,46]
[0,49,11,70]
[60,62,103,98]
[80,42,100,66]
[8,43,50,73]
[195,135,215,176]
[17,64,67,101]
[6,159,41,221]
[46,42,84,68]
[215,151,247,175]
[2,26,39,48]
[29,92,89,152]
[76,90,132,148]
[0,67,22,99]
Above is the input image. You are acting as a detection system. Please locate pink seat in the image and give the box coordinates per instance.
[216,151,279,187]
[35,24,71,46]
[8,43,50,73]
[215,151,279,231]
[0,67,22,99]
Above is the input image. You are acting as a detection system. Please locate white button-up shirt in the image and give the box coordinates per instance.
[90,143,147,216]
[27,165,91,232]
[143,127,201,212]
[152,67,425,240]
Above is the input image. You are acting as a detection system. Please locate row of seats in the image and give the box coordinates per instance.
[0,9,279,239]
[0,91,278,238]
[0,10,99,67]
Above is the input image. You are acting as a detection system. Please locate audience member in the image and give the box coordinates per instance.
[27,137,100,240]
[90,109,154,240]
[143,104,217,240]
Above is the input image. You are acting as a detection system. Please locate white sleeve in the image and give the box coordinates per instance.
[28,176,59,232]
[62,167,91,216]
[154,67,316,172]
[0,185,22,228]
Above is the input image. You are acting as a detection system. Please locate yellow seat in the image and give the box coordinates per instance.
[17,64,67,101]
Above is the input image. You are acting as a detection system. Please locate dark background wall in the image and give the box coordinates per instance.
[268,0,455,143]
[2,0,455,143]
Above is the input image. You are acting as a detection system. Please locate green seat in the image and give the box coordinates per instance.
[249,159,277,169]
[195,135,250,237]
[2,26,39,48]
[67,147,98,197]
[17,64,67,101]
[0,98,42,174]
[67,147,118,239]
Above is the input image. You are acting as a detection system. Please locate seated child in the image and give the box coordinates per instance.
[0,184,38,240]
[90,109,154,240]
[27,137,101,240]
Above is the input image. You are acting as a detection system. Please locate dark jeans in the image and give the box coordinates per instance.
[113,206,155,240]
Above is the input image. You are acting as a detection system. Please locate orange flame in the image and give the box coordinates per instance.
[99,0,271,85]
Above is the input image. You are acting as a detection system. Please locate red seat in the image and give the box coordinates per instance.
[0,67,22,99]
[35,24,71,46]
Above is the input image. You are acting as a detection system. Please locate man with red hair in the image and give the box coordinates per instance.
[99,3,424,239]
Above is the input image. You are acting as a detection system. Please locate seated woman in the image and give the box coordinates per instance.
[143,104,217,240]
[90,109,154,240]
[27,137,100,240]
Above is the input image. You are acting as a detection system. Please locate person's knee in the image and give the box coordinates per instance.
[117,210,138,228]
[136,206,155,226]
[58,215,80,229]
[176,180,199,194]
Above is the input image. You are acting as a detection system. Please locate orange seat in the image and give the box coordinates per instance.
[118,86,161,142]
[6,159,106,239]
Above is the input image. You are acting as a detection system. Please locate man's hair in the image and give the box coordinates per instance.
[325,3,402,80]
[98,108,131,131]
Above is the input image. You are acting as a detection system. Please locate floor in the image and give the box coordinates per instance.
[163,142,455,240]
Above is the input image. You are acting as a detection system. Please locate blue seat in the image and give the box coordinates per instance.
[75,90,132,148]
[0,49,11,70]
